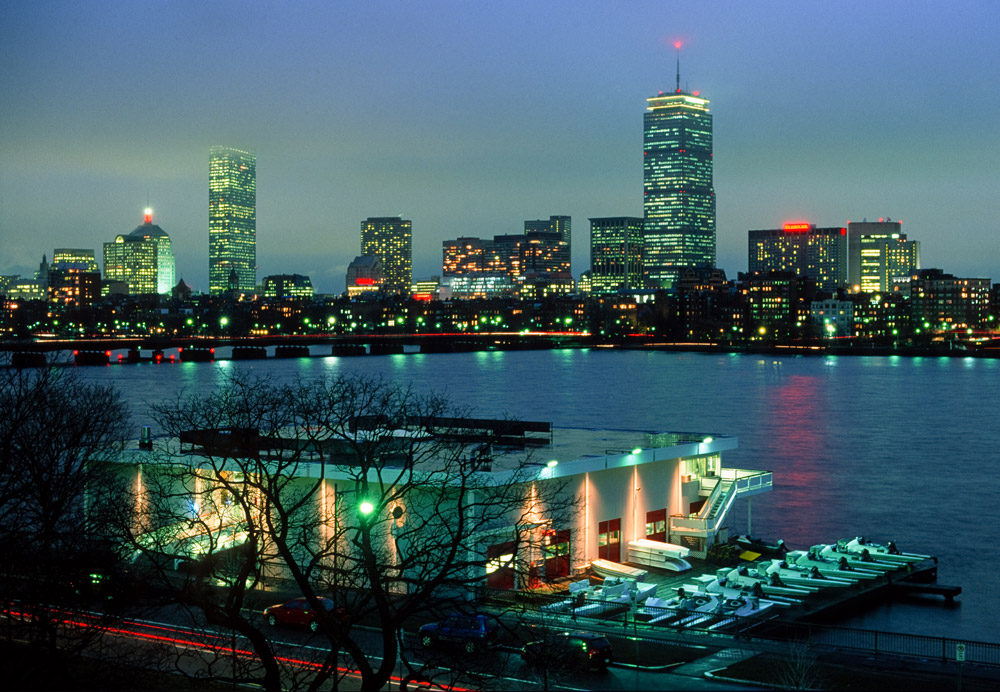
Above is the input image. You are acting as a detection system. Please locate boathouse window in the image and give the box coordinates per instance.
[597,518,621,562]
[485,541,516,590]
[543,528,570,579]
[645,509,667,542]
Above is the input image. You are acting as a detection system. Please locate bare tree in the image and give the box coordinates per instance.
[120,372,573,691]
[0,362,133,654]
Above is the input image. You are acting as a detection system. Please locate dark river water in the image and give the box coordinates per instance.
[78,348,1000,644]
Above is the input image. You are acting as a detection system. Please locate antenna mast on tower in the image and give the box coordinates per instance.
[674,41,682,92]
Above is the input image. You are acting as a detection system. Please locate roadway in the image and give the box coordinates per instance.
[1,601,765,690]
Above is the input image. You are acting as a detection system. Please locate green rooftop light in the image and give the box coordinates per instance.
[359,501,375,516]
[546,460,559,468]
[631,447,642,455]
[703,436,713,444]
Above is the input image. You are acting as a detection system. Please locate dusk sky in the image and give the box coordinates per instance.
[2,1,998,294]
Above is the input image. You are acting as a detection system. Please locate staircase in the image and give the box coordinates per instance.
[698,478,736,524]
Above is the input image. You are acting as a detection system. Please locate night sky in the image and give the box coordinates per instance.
[2,1,998,294]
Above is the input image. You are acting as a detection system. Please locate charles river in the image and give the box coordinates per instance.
[78,347,999,645]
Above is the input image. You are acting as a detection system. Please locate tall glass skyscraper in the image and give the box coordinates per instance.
[643,72,715,288]
[209,146,256,295]
[361,216,412,294]
[589,217,644,294]
[102,208,175,295]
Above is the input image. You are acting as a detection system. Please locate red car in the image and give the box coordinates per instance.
[263,597,350,632]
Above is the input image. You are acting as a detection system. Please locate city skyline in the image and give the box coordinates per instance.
[2,1,999,294]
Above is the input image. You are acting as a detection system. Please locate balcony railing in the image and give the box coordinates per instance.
[669,468,772,536]
[720,467,773,495]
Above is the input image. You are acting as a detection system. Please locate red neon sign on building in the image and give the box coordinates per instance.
[783,222,812,232]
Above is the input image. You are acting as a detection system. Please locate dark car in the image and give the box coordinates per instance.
[418,614,499,653]
[263,597,350,632]
[521,631,613,672]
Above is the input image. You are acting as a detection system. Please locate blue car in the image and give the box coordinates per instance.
[418,614,499,653]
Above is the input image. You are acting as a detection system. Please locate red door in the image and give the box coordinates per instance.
[598,519,621,562]
[645,508,667,543]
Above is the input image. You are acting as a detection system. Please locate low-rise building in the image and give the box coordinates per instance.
[910,269,992,331]
[115,419,770,590]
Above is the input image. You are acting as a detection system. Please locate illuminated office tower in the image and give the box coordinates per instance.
[643,55,715,288]
[53,249,99,273]
[847,219,920,293]
[209,146,256,295]
[589,217,644,294]
[129,208,175,293]
[524,216,571,273]
[103,232,158,296]
[443,237,493,275]
[361,216,412,294]
[748,222,847,292]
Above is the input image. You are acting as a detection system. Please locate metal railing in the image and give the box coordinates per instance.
[720,467,773,494]
[473,585,1000,667]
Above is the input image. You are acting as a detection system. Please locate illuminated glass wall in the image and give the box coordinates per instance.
[209,147,256,295]
[361,217,412,294]
[103,235,158,295]
[589,216,644,294]
[643,90,715,288]
[748,224,848,292]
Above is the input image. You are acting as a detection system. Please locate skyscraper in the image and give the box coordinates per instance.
[103,231,158,296]
[748,222,847,292]
[847,219,920,293]
[209,146,256,295]
[589,217,644,294]
[360,217,412,294]
[129,208,175,294]
[643,54,715,288]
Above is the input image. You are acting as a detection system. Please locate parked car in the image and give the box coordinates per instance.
[521,631,613,672]
[418,614,499,653]
[263,597,350,632]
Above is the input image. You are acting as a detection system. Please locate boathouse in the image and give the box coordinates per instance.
[115,419,772,590]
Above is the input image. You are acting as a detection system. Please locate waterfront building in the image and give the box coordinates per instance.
[589,217,644,295]
[738,271,817,339]
[576,270,592,295]
[851,292,910,341]
[361,217,412,294]
[346,254,384,297]
[674,267,734,340]
[748,223,847,292]
[114,420,770,589]
[847,219,920,293]
[810,298,854,338]
[909,269,992,330]
[643,64,715,288]
[262,274,314,299]
[209,146,256,296]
